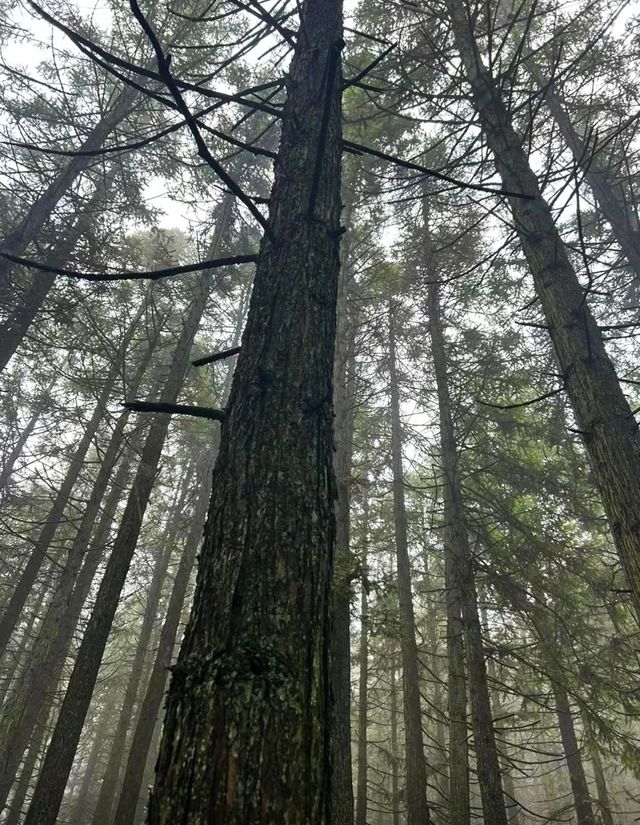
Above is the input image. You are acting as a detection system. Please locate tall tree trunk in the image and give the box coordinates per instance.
[112,457,214,825]
[495,0,640,278]
[388,304,432,825]
[148,0,343,819]
[425,218,508,825]
[390,663,400,825]
[583,717,615,825]
[0,355,123,658]
[0,380,55,494]
[553,684,595,825]
[355,502,369,825]
[0,325,156,812]
[90,470,195,825]
[331,238,357,825]
[3,703,49,825]
[23,265,216,825]
[67,689,121,825]
[443,0,640,620]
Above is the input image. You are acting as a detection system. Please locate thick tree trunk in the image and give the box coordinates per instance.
[23,267,215,825]
[443,0,640,620]
[355,504,369,825]
[424,219,507,825]
[388,305,432,825]
[148,0,343,819]
[553,684,595,825]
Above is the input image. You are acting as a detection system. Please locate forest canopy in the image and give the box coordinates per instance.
[1,0,640,823]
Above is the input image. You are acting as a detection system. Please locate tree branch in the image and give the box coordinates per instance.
[123,401,226,421]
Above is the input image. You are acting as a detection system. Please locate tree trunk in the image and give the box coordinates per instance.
[355,500,369,825]
[112,457,214,825]
[443,0,640,621]
[495,0,640,278]
[553,684,595,825]
[424,216,507,825]
[388,304,432,825]
[23,265,215,825]
[148,0,343,819]
[331,236,357,825]
[0,355,122,659]
[0,380,55,494]
[390,663,400,825]
[0,325,156,812]
[90,470,195,825]
[3,704,49,825]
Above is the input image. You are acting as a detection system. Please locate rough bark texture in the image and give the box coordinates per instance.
[425,217,507,825]
[553,685,595,825]
[444,0,640,620]
[23,272,213,825]
[147,0,343,820]
[388,305,432,825]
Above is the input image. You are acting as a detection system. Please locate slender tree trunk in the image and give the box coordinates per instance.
[0,357,122,658]
[147,0,343,819]
[112,457,214,825]
[553,684,595,825]
[425,219,507,825]
[0,325,156,811]
[390,663,400,825]
[582,716,615,825]
[67,689,120,825]
[0,381,55,493]
[3,705,49,825]
[495,0,640,277]
[388,304,432,825]
[443,0,640,620]
[331,244,356,825]
[355,501,369,825]
[23,265,216,825]
[90,471,194,825]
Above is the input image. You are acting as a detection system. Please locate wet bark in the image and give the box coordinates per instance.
[148,0,343,819]
[443,0,640,621]
[388,304,432,825]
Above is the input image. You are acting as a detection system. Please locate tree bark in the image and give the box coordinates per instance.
[148,0,343,819]
[23,263,216,825]
[443,0,640,621]
[388,304,432,825]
